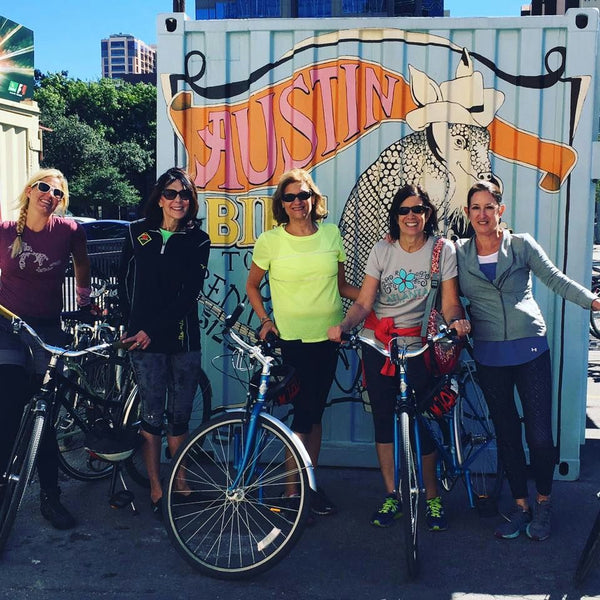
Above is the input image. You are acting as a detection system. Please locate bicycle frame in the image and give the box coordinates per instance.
[224,327,317,495]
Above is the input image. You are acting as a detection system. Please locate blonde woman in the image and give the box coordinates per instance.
[0,168,91,530]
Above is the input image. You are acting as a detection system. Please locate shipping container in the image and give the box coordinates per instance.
[156,8,600,479]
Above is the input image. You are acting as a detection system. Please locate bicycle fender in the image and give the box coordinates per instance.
[259,412,317,493]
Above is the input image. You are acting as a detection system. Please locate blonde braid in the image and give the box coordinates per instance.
[10,203,28,258]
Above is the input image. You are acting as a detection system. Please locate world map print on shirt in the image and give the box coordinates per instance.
[16,240,61,273]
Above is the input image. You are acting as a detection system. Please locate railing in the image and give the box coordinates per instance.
[62,239,124,312]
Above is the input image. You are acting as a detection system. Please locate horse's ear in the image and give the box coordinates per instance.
[455,48,474,79]
[408,65,442,108]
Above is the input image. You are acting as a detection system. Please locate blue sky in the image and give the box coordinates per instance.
[4,1,526,81]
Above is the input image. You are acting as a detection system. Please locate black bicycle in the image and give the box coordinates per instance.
[574,491,600,586]
[0,303,137,553]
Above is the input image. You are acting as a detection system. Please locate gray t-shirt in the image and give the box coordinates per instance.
[365,236,457,328]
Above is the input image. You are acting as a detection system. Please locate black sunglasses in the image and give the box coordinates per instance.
[32,181,64,200]
[397,205,428,216]
[162,188,193,201]
[282,190,312,203]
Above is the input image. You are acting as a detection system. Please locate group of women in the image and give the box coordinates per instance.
[1,165,598,544]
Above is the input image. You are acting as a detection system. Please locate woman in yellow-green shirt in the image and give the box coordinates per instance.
[246,168,358,518]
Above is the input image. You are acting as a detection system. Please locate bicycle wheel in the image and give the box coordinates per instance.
[125,368,213,488]
[455,366,503,512]
[164,411,311,579]
[55,355,134,481]
[591,310,600,340]
[574,507,600,587]
[0,408,45,553]
[398,411,420,579]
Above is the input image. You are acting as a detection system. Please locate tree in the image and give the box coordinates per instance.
[34,73,156,218]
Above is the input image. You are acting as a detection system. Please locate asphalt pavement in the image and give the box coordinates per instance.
[3,323,600,597]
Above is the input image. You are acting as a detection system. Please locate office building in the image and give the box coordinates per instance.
[522,0,596,14]
[101,34,156,80]
[195,0,444,19]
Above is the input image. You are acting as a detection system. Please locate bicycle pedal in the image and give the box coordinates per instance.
[110,490,135,509]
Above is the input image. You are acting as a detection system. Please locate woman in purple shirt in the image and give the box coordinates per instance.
[0,168,91,531]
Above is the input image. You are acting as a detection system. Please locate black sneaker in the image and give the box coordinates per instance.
[40,487,76,530]
[311,486,337,516]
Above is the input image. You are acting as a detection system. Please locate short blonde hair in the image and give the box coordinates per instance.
[11,168,70,258]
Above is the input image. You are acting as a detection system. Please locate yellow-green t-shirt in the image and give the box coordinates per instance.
[251,223,346,342]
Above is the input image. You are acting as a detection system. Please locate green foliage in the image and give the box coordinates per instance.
[34,72,156,218]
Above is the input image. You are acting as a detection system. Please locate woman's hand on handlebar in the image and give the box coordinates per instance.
[327,325,345,343]
[259,319,279,341]
[448,318,471,339]
[120,329,151,351]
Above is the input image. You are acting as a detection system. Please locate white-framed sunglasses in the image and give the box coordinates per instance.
[31,181,65,200]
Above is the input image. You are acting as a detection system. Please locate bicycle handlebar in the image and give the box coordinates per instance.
[341,324,456,362]
[0,302,124,359]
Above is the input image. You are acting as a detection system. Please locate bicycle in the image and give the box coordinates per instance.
[343,327,502,579]
[0,303,139,553]
[162,303,316,579]
[574,491,600,587]
[590,266,600,339]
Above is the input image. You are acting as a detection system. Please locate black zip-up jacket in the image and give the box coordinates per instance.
[118,218,210,354]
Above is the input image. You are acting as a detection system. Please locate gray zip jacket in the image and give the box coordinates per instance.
[455,230,595,342]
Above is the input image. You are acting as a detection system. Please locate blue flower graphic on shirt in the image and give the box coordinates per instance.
[393,269,415,292]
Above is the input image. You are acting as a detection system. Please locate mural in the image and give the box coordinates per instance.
[162,28,588,298]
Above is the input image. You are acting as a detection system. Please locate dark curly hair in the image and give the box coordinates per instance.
[144,167,199,230]
[388,184,438,242]
[271,169,327,225]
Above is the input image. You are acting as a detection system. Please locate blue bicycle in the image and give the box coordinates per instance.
[347,328,503,579]
[163,304,316,579]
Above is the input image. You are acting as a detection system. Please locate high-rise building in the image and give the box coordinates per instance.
[522,0,591,14]
[101,34,156,80]
[195,0,444,19]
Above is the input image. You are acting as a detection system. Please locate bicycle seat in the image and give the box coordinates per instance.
[84,419,141,462]
[249,365,300,406]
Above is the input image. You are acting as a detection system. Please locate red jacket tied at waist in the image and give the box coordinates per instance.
[363,311,422,376]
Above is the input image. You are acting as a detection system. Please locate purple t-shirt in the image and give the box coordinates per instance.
[0,216,87,319]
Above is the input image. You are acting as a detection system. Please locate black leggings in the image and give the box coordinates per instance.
[280,339,339,435]
[0,365,59,492]
[476,351,556,499]
[362,343,436,454]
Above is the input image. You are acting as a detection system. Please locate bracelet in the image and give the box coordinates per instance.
[447,318,460,326]
[260,316,273,324]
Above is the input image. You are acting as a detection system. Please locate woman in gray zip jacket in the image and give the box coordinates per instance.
[456,181,600,542]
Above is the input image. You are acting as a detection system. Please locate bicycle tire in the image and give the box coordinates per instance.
[399,411,420,579]
[0,410,45,553]
[591,310,600,340]
[164,411,311,579]
[124,368,213,488]
[455,367,504,511]
[574,507,600,587]
[55,355,134,482]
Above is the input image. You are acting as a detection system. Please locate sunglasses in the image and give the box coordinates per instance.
[282,190,312,203]
[397,205,428,216]
[32,181,64,200]
[162,188,193,201]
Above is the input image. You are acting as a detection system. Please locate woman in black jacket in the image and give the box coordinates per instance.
[119,167,210,518]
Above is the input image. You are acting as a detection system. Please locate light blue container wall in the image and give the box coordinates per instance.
[157,10,600,477]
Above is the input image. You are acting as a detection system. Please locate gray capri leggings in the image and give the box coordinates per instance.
[130,350,203,437]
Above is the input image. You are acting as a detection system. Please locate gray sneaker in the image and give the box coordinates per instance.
[494,505,532,539]
[526,499,551,541]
